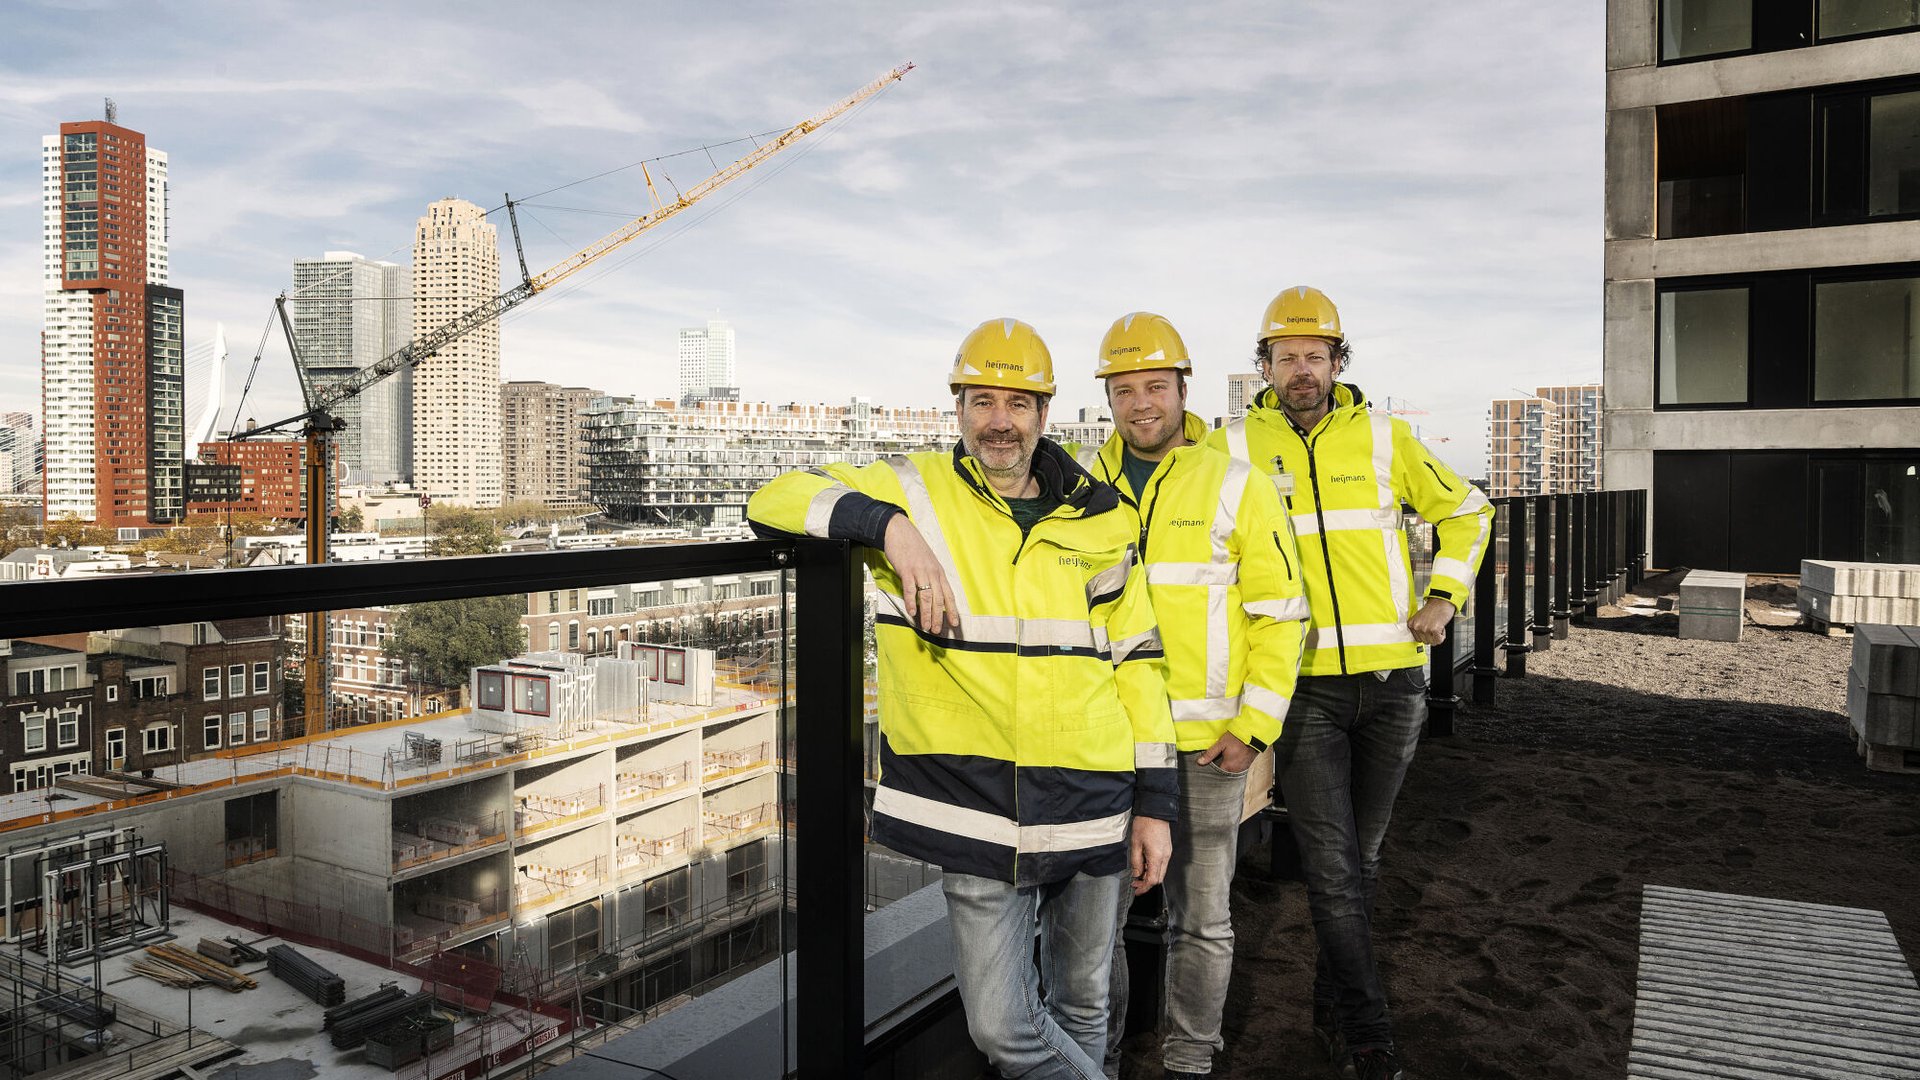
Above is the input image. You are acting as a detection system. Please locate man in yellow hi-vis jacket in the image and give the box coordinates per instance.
[1076,313,1308,1080]
[1208,288,1493,1080]
[747,318,1177,1080]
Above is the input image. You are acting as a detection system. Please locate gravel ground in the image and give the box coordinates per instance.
[1114,576,1920,1080]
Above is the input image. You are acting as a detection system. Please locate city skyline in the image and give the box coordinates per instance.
[0,3,1606,478]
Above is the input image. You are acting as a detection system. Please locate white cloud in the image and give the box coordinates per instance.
[0,0,1605,477]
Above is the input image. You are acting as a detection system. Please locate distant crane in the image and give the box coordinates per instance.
[231,63,915,730]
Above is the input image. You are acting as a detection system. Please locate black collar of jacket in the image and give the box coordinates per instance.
[950,438,1119,516]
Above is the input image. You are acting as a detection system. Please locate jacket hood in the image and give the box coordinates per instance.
[952,436,1119,516]
[1251,381,1369,416]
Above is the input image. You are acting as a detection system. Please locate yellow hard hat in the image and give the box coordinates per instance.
[949,317,1056,397]
[1095,312,1192,378]
[1258,286,1344,344]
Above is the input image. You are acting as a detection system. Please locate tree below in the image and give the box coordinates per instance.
[389,595,527,688]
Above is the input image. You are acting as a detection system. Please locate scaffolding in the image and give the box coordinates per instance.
[2,829,168,968]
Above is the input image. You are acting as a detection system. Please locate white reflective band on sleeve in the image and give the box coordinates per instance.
[1305,622,1416,650]
[1135,742,1177,770]
[803,486,850,538]
[1224,420,1250,463]
[874,786,1131,855]
[1444,487,1495,590]
[1205,578,1230,698]
[1292,508,1402,535]
[1171,696,1240,721]
[891,457,974,617]
[1147,562,1239,586]
[1215,459,1250,561]
[1430,557,1473,585]
[1086,559,1130,603]
[1244,596,1311,621]
[1241,681,1291,720]
[1110,627,1163,664]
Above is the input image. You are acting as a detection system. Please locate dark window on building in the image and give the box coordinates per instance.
[1819,82,1920,223]
[637,948,691,1011]
[1869,89,1920,216]
[513,675,549,716]
[644,867,689,933]
[1658,287,1750,404]
[1662,0,1753,59]
[1814,276,1920,401]
[546,899,602,971]
[1819,0,1920,40]
[1658,99,1749,237]
[725,839,767,899]
[224,790,278,857]
[1864,457,1920,562]
[477,671,506,711]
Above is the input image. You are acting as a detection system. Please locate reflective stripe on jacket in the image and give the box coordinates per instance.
[746,438,1177,887]
[1075,412,1308,753]
[1208,383,1494,677]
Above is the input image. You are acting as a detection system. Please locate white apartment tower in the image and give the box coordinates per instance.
[292,252,412,486]
[410,198,502,507]
[678,320,737,405]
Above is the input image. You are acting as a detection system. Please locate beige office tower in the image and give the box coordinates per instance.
[1226,372,1265,420]
[410,198,501,507]
[502,381,600,508]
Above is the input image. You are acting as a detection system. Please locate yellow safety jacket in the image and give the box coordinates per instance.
[746,439,1177,887]
[1208,384,1495,676]
[1075,413,1308,753]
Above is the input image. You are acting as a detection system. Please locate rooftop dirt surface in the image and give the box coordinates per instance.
[1114,599,1920,1079]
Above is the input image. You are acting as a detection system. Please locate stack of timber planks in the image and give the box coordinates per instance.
[129,943,257,991]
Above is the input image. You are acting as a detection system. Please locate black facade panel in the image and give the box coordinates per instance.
[1750,273,1811,408]
[1816,95,1867,222]
[1753,0,1815,51]
[1813,459,1865,561]
[1729,451,1809,572]
[1746,92,1812,231]
[1653,451,1731,570]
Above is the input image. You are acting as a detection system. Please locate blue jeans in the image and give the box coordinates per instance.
[1105,750,1247,1077]
[944,869,1125,1079]
[1275,666,1427,1052]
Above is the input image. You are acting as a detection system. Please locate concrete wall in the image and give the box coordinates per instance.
[288,779,393,878]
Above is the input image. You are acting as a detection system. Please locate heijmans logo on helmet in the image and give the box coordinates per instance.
[985,360,1022,371]
[1286,314,1318,324]
[1109,345,1142,355]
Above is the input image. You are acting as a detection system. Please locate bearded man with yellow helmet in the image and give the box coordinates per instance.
[1077,313,1308,1080]
[749,318,1177,1079]
[1208,287,1494,1080]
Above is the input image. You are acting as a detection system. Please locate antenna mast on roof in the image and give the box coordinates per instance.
[104,98,117,124]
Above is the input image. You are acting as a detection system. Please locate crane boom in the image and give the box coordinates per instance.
[236,61,913,440]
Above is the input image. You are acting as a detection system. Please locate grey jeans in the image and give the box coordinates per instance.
[1105,749,1248,1077]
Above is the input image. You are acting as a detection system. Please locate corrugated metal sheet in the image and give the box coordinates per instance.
[1631,884,1920,1079]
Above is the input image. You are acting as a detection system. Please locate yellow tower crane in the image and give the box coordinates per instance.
[232,62,914,732]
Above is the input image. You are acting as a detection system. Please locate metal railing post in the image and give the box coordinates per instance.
[1531,494,1553,652]
[1584,491,1603,615]
[1504,499,1529,679]
[1427,626,1457,737]
[1552,493,1572,639]
[792,539,864,1080]
[1471,513,1500,707]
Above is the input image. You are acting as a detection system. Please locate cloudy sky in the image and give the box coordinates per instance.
[0,0,1604,475]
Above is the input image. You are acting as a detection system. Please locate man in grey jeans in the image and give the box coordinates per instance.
[1082,312,1309,1079]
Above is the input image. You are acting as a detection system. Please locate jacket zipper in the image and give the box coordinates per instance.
[1423,460,1455,493]
[1293,421,1349,673]
[1271,530,1294,578]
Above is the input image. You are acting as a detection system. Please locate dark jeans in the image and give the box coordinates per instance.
[1275,666,1427,1051]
